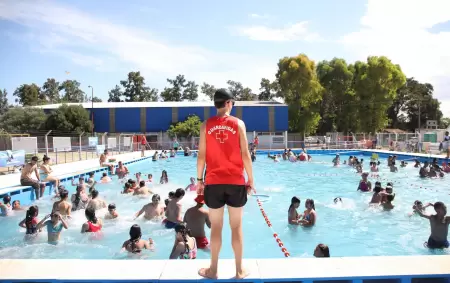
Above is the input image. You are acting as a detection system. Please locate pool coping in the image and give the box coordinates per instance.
[0,256,449,282]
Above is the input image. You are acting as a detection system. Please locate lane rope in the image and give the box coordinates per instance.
[255,196,290,257]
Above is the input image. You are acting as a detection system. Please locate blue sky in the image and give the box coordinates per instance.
[1,0,450,117]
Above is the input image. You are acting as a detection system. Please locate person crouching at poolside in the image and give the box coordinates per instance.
[288,196,301,225]
[314,244,330,257]
[357,173,372,192]
[122,224,154,254]
[164,188,185,228]
[415,201,450,249]
[105,203,119,219]
[135,194,164,221]
[183,195,211,249]
[39,212,68,244]
[169,223,197,259]
[299,199,316,227]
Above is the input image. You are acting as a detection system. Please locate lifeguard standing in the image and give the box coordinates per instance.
[140,135,147,157]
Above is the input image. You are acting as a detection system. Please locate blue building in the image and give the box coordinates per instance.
[40,101,289,134]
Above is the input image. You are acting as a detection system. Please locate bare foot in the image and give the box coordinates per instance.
[198,268,218,279]
[235,268,250,279]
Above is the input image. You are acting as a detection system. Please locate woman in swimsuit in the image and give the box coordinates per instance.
[81,207,103,233]
[185,177,197,192]
[288,196,301,225]
[357,172,372,192]
[38,212,68,244]
[0,195,12,217]
[71,184,89,211]
[40,155,60,189]
[160,170,169,184]
[169,222,197,259]
[121,224,154,254]
[19,205,41,239]
[299,199,316,227]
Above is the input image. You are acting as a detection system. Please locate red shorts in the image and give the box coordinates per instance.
[195,236,209,249]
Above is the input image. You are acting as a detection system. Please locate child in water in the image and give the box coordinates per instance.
[288,196,301,225]
[382,194,395,210]
[105,203,119,219]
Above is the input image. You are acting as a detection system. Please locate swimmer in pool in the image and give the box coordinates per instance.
[381,194,395,210]
[415,201,450,249]
[160,170,169,184]
[369,182,387,205]
[86,189,106,211]
[409,201,434,217]
[146,174,153,183]
[133,180,154,196]
[135,194,164,221]
[81,207,103,233]
[299,199,316,227]
[100,172,112,183]
[19,205,41,239]
[105,203,119,219]
[370,162,378,172]
[314,243,330,257]
[419,162,430,178]
[115,161,129,179]
[332,154,340,166]
[52,189,72,218]
[357,172,372,192]
[122,182,133,194]
[183,195,211,249]
[333,197,342,204]
[185,177,198,192]
[288,196,301,225]
[0,196,12,216]
[164,189,185,228]
[414,160,421,168]
[400,161,407,168]
[121,224,154,254]
[38,212,68,244]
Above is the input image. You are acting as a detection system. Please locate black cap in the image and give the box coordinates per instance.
[214,88,234,102]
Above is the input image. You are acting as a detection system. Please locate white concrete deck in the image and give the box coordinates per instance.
[360,148,448,160]
[0,256,449,282]
[0,150,155,191]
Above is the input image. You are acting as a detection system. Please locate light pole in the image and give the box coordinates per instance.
[88,85,94,135]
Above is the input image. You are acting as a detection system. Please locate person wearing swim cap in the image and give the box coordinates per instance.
[196,88,255,279]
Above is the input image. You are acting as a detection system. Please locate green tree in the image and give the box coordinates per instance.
[120,71,159,102]
[316,58,355,133]
[91,97,102,102]
[353,56,406,132]
[276,54,323,135]
[45,104,93,134]
[258,78,279,101]
[160,74,198,101]
[13,84,42,106]
[60,80,85,102]
[402,80,442,132]
[441,117,450,129]
[227,80,255,101]
[201,83,216,100]
[0,89,8,115]
[0,107,47,132]
[108,85,124,102]
[42,78,61,103]
[167,115,202,138]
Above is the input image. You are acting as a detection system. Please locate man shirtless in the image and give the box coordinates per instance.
[87,189,107,211]
[133,180,154,196]
[52,189,72,218]
[184,195,211,249]
[416,201,450,249]
[164,188,185,229]
[115,161,129,179]
[99,149,114,173]
[134,194,164,220]
[20,156,45,200]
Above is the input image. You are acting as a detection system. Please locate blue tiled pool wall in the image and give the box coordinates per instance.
[0,274,450,283]
[1,149,447,207]
[0,156,151,207]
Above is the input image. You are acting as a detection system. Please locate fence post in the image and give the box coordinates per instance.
[102,132,108,146]
[44,130,52,156]
[79,131,84,161]
[284,131,288,149]
[55,148,58,164]
[131,134,135,152]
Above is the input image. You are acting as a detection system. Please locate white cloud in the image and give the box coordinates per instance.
[0,0,277,97]
[249,13,270,19]
[340,0,450,117]
[234,22,322,42]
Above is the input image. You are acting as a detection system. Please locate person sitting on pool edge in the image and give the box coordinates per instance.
[163,188,185,228]
[99,149,114,174]
[314,243,330,257]
[415,201,450,249]
[183,195,211,249]
[121,224,154,254]
[288,196,301,225]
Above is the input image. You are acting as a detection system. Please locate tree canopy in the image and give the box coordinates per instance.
[160,74,199,101]
[0,89,8,116]
[45,104,93,134]
[120,71,158,102]
[167,115,202,138]
[0,107,47,132]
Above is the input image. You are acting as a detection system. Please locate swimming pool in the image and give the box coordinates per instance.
[0,151,448,260]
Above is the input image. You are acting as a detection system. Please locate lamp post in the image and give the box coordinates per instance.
[88,85,94,135]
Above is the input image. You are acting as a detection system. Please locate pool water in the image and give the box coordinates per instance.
[0,152,449,260]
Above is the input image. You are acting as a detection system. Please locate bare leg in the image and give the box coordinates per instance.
[228,206,249,279]
[198,206,224,279]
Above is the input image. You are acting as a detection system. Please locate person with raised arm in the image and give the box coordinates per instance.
[196,88,255,279]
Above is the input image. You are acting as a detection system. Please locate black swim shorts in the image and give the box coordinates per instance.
[204,184,247,209]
